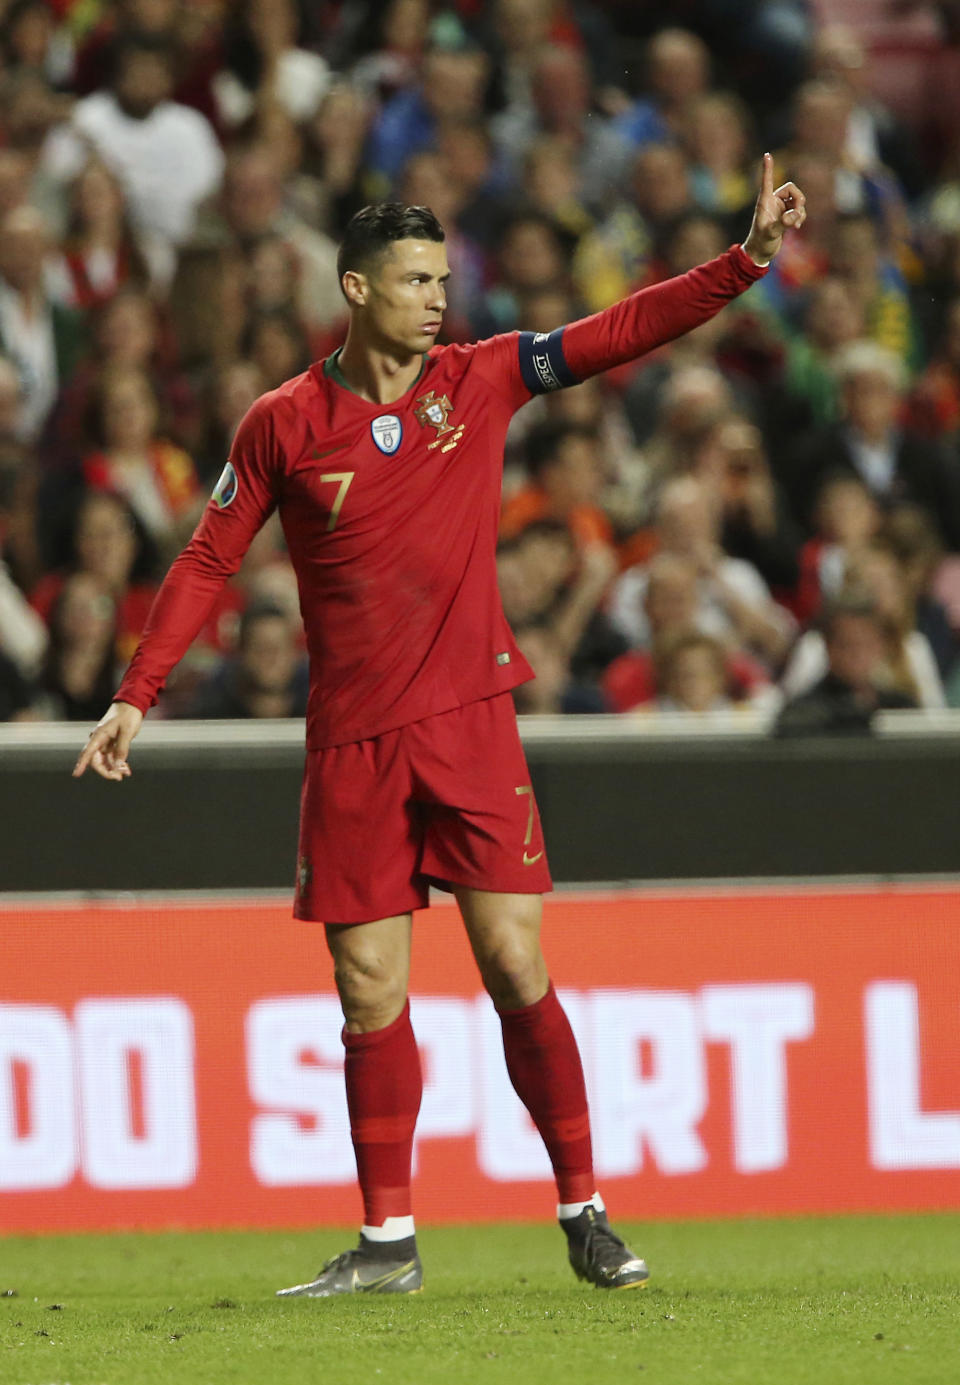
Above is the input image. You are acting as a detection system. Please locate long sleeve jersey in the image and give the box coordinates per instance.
[116,245,766,748]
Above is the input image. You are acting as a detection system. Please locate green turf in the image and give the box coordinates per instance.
[1,1215,958,1385]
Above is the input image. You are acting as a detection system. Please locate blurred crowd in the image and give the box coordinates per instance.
[2,0,960,733]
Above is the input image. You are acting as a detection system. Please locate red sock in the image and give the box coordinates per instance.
[498,983,595,1204]
[343,1001,422,1226]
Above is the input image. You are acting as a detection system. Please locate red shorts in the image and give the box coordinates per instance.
[294,692,552,923]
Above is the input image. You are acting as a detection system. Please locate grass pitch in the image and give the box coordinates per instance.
[1,1214,958,1385]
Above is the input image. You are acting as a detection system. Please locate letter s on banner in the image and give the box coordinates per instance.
[247,997,354,1186]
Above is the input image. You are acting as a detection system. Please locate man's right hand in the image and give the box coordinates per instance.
[73,702,144,782]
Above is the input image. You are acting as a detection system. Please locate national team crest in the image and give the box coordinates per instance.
[414,391,465,452]
[212,461,238,509]
[371,414,402,455]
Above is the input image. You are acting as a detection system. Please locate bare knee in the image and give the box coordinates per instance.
[326,920,410,1032]
[475,931,549,1010]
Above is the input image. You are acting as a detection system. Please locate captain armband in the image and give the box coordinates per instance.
[518,328,579,395]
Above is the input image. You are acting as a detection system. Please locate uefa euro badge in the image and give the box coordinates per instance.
[415,390,465,452]
[212,460,238,509]
[371,414,402,454]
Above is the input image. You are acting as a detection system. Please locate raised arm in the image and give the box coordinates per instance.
[513,154,805,395]
[73,400,280,781]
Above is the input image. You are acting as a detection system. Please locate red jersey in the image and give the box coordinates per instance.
[115,246,765,748]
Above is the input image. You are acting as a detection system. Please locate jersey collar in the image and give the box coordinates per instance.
[323,346,428,401]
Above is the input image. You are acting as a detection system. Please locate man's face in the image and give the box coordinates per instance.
[645,567,697,634]
[355,239,449,357]
[115,52,172,118]
[241,616,297,695]
[843,370,899,439]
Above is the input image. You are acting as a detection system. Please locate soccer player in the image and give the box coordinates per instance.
[74,154,804,1296]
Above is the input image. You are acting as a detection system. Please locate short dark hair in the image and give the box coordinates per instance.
[113,32,177,78]
[525,420,598,479]
[337,203,445,293]
[238,602,288,648]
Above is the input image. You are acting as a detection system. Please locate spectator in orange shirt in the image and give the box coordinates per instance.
[500,419,613,550]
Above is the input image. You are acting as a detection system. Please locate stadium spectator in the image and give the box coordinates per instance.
[883,504,959,680]
[512,624,608,715]
[490,43,631,208]
[81,365,201,555]
[215,0,331,130]
[906,295,960,439]
[185,602,308,720]
[623,364,735,520]
[602,551,773,712]
[691,415,801,592]
[48,158,150,311]
[31,489,158,667]
[609,474,796,671]
[782,341,960,546]
[794,473,882,624]
[196,359,267,484]
[782,539,946,709]
[0,547,47,681]
[780,276,866,429]
[0,204,86,443]
[683,91,755,224]
[828,211,920,367]
[648,629,736,714]
[501,420,613,549]
[35,570,120,721]
[43,286,200,474]
[498,521,624,686]
[612,28,711,151]
[199,142,343,338]
[41,33,225,285]
[776,590,917,735]
[365,43,490,187]
[809,24,925,199]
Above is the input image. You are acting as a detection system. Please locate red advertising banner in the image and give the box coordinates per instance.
[1,887,959,1232]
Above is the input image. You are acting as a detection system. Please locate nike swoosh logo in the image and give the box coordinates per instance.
[311,443,349,461]
[523,851,544,866]
[357,1261,417,1291]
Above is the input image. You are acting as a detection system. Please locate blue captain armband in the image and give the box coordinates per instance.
[517,328,579,394]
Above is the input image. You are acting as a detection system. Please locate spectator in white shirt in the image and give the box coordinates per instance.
[609,474,796,672]
[42,34,224,287]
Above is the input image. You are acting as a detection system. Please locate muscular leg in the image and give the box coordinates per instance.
[325,914,422,1229]
[455,887,595,1205]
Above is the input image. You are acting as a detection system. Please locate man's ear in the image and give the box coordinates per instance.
[342,270,368,307]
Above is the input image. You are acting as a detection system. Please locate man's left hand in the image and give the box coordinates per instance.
[742,152,806,267]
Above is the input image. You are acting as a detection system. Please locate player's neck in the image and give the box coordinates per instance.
[336,335,426,405]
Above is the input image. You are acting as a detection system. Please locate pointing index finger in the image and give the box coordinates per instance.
[761,151,774,201]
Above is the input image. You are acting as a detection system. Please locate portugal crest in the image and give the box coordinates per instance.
[414,391,465,452]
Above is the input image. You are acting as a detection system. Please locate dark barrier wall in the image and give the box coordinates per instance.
[2,720,958,891]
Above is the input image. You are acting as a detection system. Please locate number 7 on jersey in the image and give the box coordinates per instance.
[320,472,355,531]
